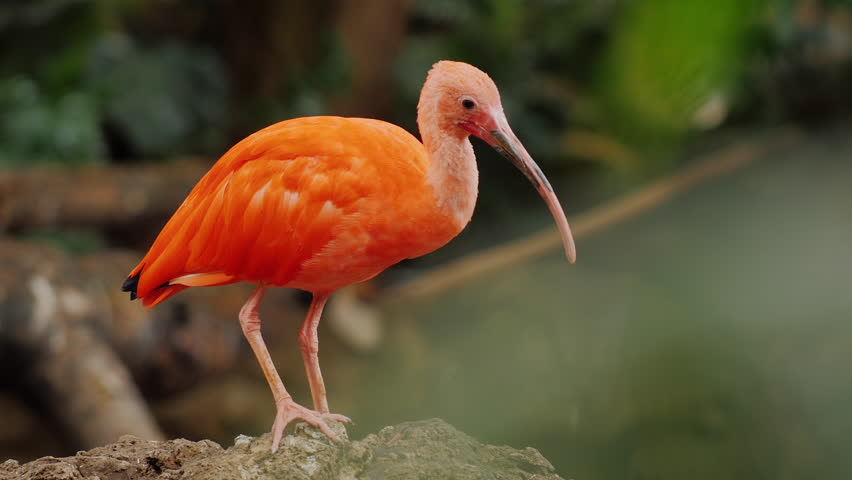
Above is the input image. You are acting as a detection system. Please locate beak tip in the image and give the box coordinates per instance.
[562,235,577,264]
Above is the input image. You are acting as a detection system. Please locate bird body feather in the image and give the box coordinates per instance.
[130,116,468,306]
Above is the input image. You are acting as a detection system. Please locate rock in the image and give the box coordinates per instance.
[180,421,348,480]
[0,419,564,480]
[348,419,562,480]
[0,435,223,480]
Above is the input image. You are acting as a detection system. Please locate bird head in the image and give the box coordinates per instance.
[419,60,577,264]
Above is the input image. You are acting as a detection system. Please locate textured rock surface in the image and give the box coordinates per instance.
[0,419,564,480]
[0,436,223,480]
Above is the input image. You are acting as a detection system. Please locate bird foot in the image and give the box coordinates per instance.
[270,398,351,452]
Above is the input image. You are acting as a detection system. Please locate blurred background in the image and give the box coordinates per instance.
[1,0,851,478]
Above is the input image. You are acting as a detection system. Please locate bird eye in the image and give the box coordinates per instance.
[461,98,476,110]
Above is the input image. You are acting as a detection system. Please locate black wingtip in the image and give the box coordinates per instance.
[122,272,140,301]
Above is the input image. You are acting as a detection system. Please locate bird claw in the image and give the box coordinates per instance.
[324,412,352,424]
[270,398,350,452]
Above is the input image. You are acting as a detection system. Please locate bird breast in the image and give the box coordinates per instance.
[287,170,470,292]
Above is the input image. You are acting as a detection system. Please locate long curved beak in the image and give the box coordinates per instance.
[479,113,577,264]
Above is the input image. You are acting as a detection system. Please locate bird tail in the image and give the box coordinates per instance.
[123,267,236,309]
[121,271,141,301]
[122,268,189,309]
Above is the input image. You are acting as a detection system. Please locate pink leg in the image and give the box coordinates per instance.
[299,293,333,413]
[238,285,348,452]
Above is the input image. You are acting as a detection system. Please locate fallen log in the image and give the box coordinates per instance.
[0,239,247,451]
[0,240,164,449]
[0,159,209,236]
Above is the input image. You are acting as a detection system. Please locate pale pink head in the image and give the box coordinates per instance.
[418,60,576,263]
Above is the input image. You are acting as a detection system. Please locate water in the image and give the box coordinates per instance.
[339,129,852,479]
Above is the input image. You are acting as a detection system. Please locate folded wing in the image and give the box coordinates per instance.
[125,117,427,307]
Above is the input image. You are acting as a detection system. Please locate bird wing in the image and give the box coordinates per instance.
[128,116,427,306]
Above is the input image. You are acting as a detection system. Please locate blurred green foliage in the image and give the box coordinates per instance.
[3,0,850,171]
[0,76,104,166]
[21,228,106,255]
[598,0,767,163]
[0,0,226,166]
[87,37,226,157]
[0,1,104,165]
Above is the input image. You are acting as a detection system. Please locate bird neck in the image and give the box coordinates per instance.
[421,129,479,228]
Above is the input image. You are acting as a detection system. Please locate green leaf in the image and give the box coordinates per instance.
[87,36,227,158]
[597,0,768,167]
[0,76,105,166]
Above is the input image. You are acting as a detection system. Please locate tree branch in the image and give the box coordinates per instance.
[0,159,208,233]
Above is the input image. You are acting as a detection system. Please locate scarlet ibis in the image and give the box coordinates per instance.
[123,61,576,451]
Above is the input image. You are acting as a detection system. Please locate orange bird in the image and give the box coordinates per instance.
[123,61,576,451]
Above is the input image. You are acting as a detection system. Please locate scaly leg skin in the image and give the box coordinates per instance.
[299,293,334,413]
[239,285,349,452]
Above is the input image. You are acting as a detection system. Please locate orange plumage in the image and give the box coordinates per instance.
[129,117,459,307]
[124,61,576,451]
